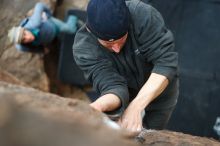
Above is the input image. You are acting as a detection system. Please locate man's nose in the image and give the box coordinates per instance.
[111,43,121,53]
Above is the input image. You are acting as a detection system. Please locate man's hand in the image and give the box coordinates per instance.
[90,93,121,112]
[118,101,143,132]
[90,101,103,112]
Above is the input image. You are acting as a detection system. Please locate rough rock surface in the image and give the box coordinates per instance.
[0,81,219,146]
[0,81,138,146]
[138,130,220,146]
[0,69,26,86]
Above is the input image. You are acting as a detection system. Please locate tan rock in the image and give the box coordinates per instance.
[0,68,26,86]
[138,129,220,146]
[0,81,137,146]
[0,82,219,146]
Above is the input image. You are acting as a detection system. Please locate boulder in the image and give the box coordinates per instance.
[138,130,220,146]
[0,81,137,146]
[0,81,219,146]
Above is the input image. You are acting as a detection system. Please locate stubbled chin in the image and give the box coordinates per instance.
[106,43,126,53]
[114,49,122,53]
[113,48,123,53]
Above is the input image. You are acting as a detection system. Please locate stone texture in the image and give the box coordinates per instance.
[138,130,220,146]
[0,81,219,146]
[0,81,137,146]
[0,69,26,86]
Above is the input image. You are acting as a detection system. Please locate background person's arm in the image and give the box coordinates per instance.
[26,2,52,29]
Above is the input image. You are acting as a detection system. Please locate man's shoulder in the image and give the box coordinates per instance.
[73,25,100,56]
[74,26,97,47]
[126,0,141,9]
[126,0,152,15]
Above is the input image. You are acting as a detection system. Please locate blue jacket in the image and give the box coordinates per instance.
[16,2,57,52]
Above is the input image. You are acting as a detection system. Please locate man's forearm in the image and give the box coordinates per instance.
[119,73,169,132]
[132,73,169,110]
[90,93,121,112]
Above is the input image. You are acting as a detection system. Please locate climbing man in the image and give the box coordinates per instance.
[73,0,179,132]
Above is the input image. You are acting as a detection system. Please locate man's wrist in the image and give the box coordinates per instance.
[132,97,149,111]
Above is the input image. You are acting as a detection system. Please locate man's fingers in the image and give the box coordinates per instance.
[131,124,141,132]
[125,121,142,133]
[131,126,137,132]
[120,118,129,129]
[137,125,142,132]
[126,121,137,132]
[119,110,143,133]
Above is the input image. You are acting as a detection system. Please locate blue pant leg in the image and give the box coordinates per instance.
[50,16,77,34]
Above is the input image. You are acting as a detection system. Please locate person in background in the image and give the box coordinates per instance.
[8,2,78,53]
[73,0,179,133]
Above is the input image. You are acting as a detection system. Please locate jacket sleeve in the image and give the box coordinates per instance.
[73,30,129,117]
[25,2,52,29]
[134,3,178,82]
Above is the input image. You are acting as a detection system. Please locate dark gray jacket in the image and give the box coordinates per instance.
[73,0,179,115]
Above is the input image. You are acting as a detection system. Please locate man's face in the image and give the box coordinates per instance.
[22,29,35,44]
[98,33,128,53]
